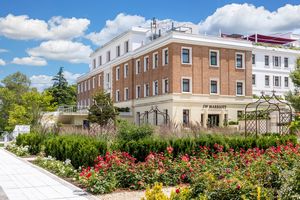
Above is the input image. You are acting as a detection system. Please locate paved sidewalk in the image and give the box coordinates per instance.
[0,148,95,200]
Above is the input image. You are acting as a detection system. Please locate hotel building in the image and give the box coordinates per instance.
[77,26,254,127]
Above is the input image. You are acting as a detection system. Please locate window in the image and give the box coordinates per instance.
[98,56,102,66]
[92,77,95,89]
[106,51,111,62]
[252,74,256,85]
[284,57,289,68]
[93,59,96,69]
[88,79,90,91]
[182,78,191,93]
[162,78,169,94]
[236,81,244,96]
[124,64,129,78]
[209,50,219,67]
[162,48,168,65]
[153,52,158,68]
[153,80,158,96]
[273,56,281,67]
[265,55,269,66]
[144,56,149,71]
[236,53,244,69]
[274,76,281,87]
[136,85,141,99]
[144,83,150,97]
[78,84,81,94]
[183,109,190,125]
[98,74,101,87]
[265,75,270,86]
[124,40,129,53]
[116,45,120,57]
[124,88,129,101]
[284,77,289,87]
[136,59,141,74]
[106,73,110,88]
[210,80,218,94]
[116,66,120,81]
[181,47,191,64]
[115,90,120,102]
[252,54,255,65]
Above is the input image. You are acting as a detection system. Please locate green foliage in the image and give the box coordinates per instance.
[286,57,300,111]
[34,156,76,178]
[46,67,76,106]
[88,91,118,126]
[1,71,30,98]
[290,115,300,134]
[5,142,30,157]
[44,134,107,168]
[116,134,297,161]
[228,121,238,125]
[16,132,46,155]
[117,120,153,141]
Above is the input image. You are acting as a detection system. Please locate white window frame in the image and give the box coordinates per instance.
[153,80,159,96]
[144,83,150,97]
[162,48,169,66]
[209,49,219,67]
[116,66,120,81]
[116,45,121,57]
[265,75,270,87]
[124,40,129,53]
[93,59,96,69]
[273,56,281,68]
[144,56,149,72]
[92,77,95,89]
[284,77,289,88]
[181,47,192,65]
[236,80,245,96]
[98,55,102,66]
[162,78,169,94]
[284,57,289,68]
[152,52,158,69]
[210,78,219,95]
[136,59,141,74]
[265,55,270,67]
[124,63,129,78]
[252,54,256,65]
[124,87,129,101]
[106,51,111,62]
[273,76,281,87]
[252,74,256,86]
[115,90,120,102]
[235,52,245,69]
[181,77,192,93]
[136,85,141,99]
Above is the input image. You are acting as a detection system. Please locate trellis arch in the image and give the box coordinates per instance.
[138,105,170,126]
[244,91,293,137]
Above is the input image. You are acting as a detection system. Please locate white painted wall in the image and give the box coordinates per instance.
[252,46,300,97]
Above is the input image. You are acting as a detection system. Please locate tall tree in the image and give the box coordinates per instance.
[88,91,118,127]
[1,72,30,100]
[0,88,16,131]
[46,67,76,106]
[286,57,300,111]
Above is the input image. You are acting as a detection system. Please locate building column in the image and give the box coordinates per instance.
[203,109,208,128]
[219,110,225,127]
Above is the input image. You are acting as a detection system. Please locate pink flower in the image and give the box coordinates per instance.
[167,146,174,154]
[180,173,187,180]
[181,155,189,162]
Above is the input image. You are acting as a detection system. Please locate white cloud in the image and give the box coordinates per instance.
[0,49,8,53]
[0,14,90,40]
[0,59,5,66]
[12,56,47,66]
[86,13,146,45]
[27,40,93,63]
[30,71,83,91]
[198,3,300,35]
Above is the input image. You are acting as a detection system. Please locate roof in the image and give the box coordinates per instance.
[246,34,296,45]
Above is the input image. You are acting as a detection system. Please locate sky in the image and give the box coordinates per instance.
[0,0,300,91]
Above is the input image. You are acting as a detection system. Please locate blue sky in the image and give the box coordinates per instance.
[0,0,300,90]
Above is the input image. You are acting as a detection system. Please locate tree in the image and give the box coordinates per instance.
[0,88,16,131]
[88,91,118,127]
[46,67,76,106]
[286,58,300,111]
[1,71,30,96]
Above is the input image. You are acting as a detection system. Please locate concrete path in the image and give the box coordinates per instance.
[0,148,96,200]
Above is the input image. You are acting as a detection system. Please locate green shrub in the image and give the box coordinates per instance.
[116,134,297,161]
[117,120,153,141]
[16,132,46,154]
[44,135,107,168]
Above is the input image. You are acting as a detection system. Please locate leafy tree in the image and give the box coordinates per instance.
[88,91,118,126]
[1,71,30,96]
[0,88,16,131]
[286,58,300,111]
[7,89,55,130]
[46,67,76,106]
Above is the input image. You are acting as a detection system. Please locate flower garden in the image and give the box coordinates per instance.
[5,123,300,199]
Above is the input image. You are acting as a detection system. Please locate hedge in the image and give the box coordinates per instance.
[16,132,47,155]
[117,134,297,161]
[44,135,107,168]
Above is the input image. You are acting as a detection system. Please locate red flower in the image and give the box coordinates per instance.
[167,146,174,154]
[86,172,92,179]
[176,188,180,194]
[181,155,189,162]
[236,185,241,190]
[180,173,187,180]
